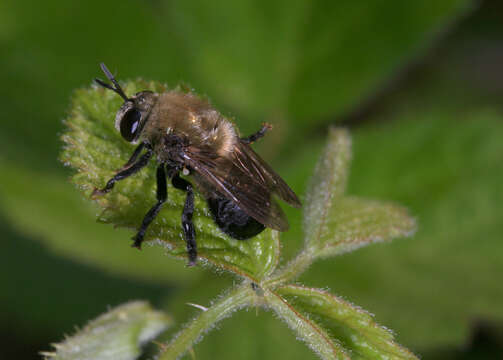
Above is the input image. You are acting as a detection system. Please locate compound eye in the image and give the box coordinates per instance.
[120,109,141,142]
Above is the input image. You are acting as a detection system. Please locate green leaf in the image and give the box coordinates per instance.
[60,82,280,280]
[42,301,171,360]
[346,110,503,349]
[303,128,351,244]
[265,288,350,360]
[0,0,472,174]
[162,0,473,127]
[291,110,503,351]
[275,285,418,360]
[311,196,416,258]
[303,128,416,259]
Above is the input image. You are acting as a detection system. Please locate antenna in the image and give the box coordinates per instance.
[94,63,130,102]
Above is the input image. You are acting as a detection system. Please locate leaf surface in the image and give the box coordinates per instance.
[303,128,416,259]
[60,82,280,280]
[275,285,418,360]
[42,301,171,360]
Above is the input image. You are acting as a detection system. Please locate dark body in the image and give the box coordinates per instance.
[93,64,301,265]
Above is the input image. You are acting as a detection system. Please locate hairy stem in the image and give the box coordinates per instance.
[159,285,254,360]
[265,250,314,287]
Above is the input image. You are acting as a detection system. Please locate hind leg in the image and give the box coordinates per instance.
[172,173,197,265]
[240,123,272,144]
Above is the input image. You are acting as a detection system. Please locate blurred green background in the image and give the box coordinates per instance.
[1,0,502,359]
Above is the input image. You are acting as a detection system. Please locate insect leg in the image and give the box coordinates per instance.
[131,164,167,249]
[172,173,197,265]
[91,148,152,198]
[119,142,146,170]
[240,122,272,144]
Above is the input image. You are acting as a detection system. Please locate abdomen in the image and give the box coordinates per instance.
[207,196,265,239]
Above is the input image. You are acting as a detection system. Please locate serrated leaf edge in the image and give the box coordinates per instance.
[277,284,419,359]
[266,288,350,360]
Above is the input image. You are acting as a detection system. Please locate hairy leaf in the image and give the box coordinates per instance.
[278,110,503,350]
[344,110,503,348]
[304,128,351,245]
[303,128,416,259]
[42,301,171,360]
[276,285,418,360]
[265,288,350,360]
[150,125,417,359]
[312,196,416,258]
[60,82,280,280]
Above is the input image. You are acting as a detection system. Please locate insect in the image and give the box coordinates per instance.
[92,63,301,265]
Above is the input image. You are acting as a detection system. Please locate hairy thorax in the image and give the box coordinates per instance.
[141,91,238,164]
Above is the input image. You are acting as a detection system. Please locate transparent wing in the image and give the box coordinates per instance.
[238,142,301,208]
[183,142,300,231]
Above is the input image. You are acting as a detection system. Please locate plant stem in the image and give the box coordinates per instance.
[158,285,253,360]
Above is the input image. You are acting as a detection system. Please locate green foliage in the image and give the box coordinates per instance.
[0,161,197,285]
[59,96,416,359]
[343,110,503,348]
[274,109,503,351]
[155,108,503,358]
[41,301,171,360]
[161,0,473,126]
[276,285,416,359]
[303,129,415,259]
[61,82,280,279]
[0,0,472,170]
[2,0,499,359]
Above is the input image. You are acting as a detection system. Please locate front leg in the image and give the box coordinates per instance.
[119,142,145,171]
[172,173,197,266]
[131,164,167,249]
[91,147,152,198]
